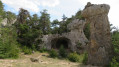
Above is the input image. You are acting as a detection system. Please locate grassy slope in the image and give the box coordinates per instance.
[0,52,82,67]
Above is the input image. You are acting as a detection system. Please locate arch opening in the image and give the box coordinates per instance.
[51,37,71,49]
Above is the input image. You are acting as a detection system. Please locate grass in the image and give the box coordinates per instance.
[0,52,80,67]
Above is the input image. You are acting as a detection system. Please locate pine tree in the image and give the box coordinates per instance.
[0,1,6,20]
[39,9,51,35]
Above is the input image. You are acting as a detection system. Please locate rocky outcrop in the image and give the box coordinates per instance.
[81,2,113,66]
[1,18,16,27]
[42,19,88,52]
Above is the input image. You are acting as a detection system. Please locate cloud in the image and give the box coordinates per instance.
[1,0,60,13]
[40,0,60,7]
[2,0,119,27]
[77,0,119,27]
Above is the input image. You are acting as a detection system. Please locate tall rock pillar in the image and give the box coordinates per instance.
[81,2,113,66]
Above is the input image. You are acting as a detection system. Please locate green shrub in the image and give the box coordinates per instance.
[6,47,19,59]
[111,29,119,67]
[110,57,119,67]
[82,52,88,64]
[0,27,19,59]
[49,49,58,58]
[22,46,32,54]
[59,45,67,58]
[68,52,80,62]
[40,48,47,53]
[84,22,90,40]
[0,41,19,59]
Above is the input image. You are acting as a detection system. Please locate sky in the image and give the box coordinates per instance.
[1,0,119,27]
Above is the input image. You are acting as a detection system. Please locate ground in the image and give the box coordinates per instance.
[0,52,99,67]
[0,52,80,67]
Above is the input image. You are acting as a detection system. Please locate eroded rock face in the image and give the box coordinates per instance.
[1,18,16,26]
[42,19,88,52]
[81,2,113,66]
[67,19,88,51]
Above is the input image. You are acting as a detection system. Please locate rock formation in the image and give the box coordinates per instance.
[1,18,16,26]
[42,19,88,52]
[81,2,113,66]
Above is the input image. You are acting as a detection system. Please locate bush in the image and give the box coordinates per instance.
[0,27,19,59]
[68,52,80,62]
[0,41,19,59]
[39,48,47,53]
[6,47,19,59]
[59,45,67,58]
[110,57,119,67]
[49,49,58,58]
[22,46,32,54]
[111,30,119,67]
[82,52,88,64]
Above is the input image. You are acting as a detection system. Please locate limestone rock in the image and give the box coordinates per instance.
[1,18,16,26]
[81,2,113,66]
[42,19,88,52]
[1,18,7,26]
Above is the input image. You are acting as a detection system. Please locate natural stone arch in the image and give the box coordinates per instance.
[51,37,71,49]
[42,19,88,52]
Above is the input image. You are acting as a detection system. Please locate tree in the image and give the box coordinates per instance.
[16,9,42,50]
[62,14,67,22]
[0,26,19,58]
[0,1,6,20]
[6,11,16,24]
[51,19,60,34]
[31,14,39,26]
[75,9,84,20]
[58,15,73,34]
[17,8,30,24]
[111,27,119,67]
[39,9,51,35]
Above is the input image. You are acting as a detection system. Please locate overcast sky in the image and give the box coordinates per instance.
[1,0,119,27]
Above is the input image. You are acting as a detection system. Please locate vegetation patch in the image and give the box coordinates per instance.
[59,45,67,58]
[68,52,80,62]
[49,49,58,58]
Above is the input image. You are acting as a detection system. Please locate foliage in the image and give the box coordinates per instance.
[39,48,47,53]
[75,9,84,20]
[58,15,69,34]
[112,30,119,54]
[0,27,19,58]
[59,45,67,58]
[49,49,58,58]
[51,19,60,34]
[51,10,84,34]
[110,57,119,67]
[16,8,43,51]
[0,1,6,19]
[110,26,119,67]
[82,52,88,65]
[22,46,32,54]
[6,11,16,24]
[17,8,30,24]
[39,9,51,35]
[84,22,90,39]
[68,52,80,62]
